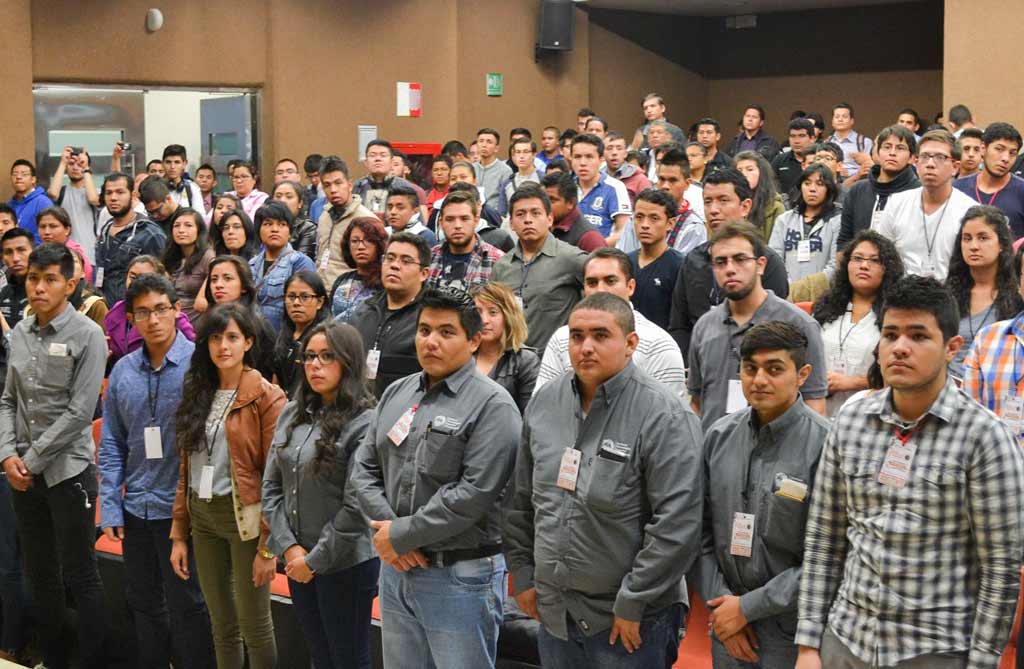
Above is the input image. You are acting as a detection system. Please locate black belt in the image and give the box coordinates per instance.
[420,544,501,568]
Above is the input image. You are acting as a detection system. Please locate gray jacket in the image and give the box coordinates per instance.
[262,402,374,574]
[693,399,829,626]
[503,362,704,640]
[351,359,521,555]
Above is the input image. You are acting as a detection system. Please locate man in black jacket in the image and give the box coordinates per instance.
[726,104,781,162]
[771,119,816,202]
[349,231,430,397]
[668,168,789,358]
[837,125,920,249]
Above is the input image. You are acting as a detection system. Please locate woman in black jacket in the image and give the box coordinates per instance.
[273,180,318,260]
[472,282,539,413]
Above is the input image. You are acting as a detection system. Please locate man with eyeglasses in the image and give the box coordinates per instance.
[872,129,976,280]
[99,273,215,669]
[838,125,920,249]
[272,158,301,186]
[688,221,827,433]
[350,231,431,397]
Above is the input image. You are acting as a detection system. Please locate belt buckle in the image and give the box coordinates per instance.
[427,552,446,569]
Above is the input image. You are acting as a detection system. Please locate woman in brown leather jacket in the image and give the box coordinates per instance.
[168,303,286,669]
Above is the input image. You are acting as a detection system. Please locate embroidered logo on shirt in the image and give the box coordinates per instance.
[432,415,463,432]
[592,196,604,210]
[654,278,662,286]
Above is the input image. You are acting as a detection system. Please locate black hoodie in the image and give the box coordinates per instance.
[838,164,920,249]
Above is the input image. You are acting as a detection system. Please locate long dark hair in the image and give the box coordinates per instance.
[274,271,329,373]
[946,205,1023,322]
[162,208,210,275]
[175,303,262,452]
[210,208,260,260]
[340,216,388,287]
[733,151,780,233]
[794,163,839,216]
[286,321,376,472]
[204,255,257,308]
[812,230,905,326]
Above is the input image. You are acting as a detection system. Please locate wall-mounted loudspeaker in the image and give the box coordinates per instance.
[537,0,574,51]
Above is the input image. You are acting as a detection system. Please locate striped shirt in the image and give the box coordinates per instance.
[795,379,1024,667]
[533,309,686,398]
[963,314,1024,416]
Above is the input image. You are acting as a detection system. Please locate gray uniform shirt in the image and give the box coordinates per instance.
[0,303,106,486]
[688,290,827,432]
[262,402,374,574]
[351,359,521,555]
[503,362,704,640]
[474,158,514,214]
[491,232,586,350]
[694,399,830,627]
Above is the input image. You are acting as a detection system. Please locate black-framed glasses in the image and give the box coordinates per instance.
[302,351,337,366]
[710,254,757,269]
[286,293,318,304]
[133,304,175,321]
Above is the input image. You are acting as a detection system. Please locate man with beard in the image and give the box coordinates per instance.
[48,146,100,262]
[954,122,1024,237]
[94,173,166,305]
[688,221,826,432]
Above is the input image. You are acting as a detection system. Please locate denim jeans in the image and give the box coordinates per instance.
[122,512,215,669]
[288,557,379,669]
[0,478,29,654]
[711,616,798,668]
[10,465,107,669]
[536,603,681,669]
[378,553,506,668]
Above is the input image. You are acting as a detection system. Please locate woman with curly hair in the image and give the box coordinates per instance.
[262,321,379,669]
[329,216,387,322]
[945,205,1024,379]
[812,229,905,414]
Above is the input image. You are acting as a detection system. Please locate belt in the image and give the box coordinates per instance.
[420,544,501,568]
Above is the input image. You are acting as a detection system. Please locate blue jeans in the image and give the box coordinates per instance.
[378,554,506,669]
[537,603,681,669]
[122,512,215,669]
[711,616,798,668]
[0,479,29,654]
[288,558,379,669]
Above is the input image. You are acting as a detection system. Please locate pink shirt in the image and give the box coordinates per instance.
[229,190,270,220]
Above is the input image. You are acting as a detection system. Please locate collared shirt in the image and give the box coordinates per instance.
[425,237,504,292]
[872,186,976,280]
[351,359,521,555]
[503,362,703,640]
[821,307,879,416]
[826,130,874,178]
[695,399,830,625]
[491,233,587,350]
[551,208,606,253]
[688,291,827,432]
[796,380,1024,667]
[248,244,317,331]
[534,308,686,398]
[0,304,107,486]
[964,314,1024,417]
[99,332,194,528]
[263,401,374,574]
[577,175,632,237]
[229,189,269,220]
[168,178,207,217]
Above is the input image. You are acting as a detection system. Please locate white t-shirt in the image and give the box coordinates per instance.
[820,306,879,416]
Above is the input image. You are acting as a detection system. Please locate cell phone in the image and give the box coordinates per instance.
[119,141,132,151]
[70,146,83,154]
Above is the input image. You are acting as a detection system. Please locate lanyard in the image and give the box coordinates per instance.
[919,192,952,261]
[146,363,164,425]
[975,178,1007,207]
[206,386,239,460]
[1011,322,1024,390]
[836,306,864,355]
[967,302,996,341]
[892,423,921,446]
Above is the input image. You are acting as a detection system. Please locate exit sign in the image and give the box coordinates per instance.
[486,73,503,97]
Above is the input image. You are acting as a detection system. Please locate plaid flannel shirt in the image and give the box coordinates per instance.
[425,237,504,293]
[796,379,1024,668]
[963,314,1024,417]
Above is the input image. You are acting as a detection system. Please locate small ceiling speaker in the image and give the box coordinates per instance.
[146,8,164,32]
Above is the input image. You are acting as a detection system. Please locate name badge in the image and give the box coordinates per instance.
[1001,392,1023,439]
[726,379,747,414]
[387,406,416,446]
[922,259,936,276]
[831,354,847,375]
[556,448,581,492]
[144,426,163,460]
[318,251,331,272]
[730,512,754,557]
[48,342,67,356]
[198,464,215,500]
[366,348,381,380]
[95,266,104,288]
[797,239,812,262]
[514,294,524,310]
[878,437,916,488]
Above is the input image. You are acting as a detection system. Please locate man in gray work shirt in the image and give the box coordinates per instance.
[689,221,827,432]
[694,321,829,668]
[0,243,108,669]
[351,286,521,668]
[504,292,703,668]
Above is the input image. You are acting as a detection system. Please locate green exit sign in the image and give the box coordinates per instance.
[486,73,503,97]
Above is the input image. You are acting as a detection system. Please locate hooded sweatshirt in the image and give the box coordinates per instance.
[838,164,920,249]
[7,186,54,242]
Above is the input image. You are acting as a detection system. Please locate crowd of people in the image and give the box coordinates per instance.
[0,94,1023,669]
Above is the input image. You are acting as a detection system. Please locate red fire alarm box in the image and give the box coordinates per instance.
[392,142,442,190]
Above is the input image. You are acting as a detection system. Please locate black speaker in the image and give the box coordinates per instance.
[537,0,574,51]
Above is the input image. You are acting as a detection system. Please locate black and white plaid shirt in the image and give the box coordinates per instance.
[796,380,1024,668]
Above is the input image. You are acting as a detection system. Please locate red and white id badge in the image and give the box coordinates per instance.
[387,406,417,446]
[878,437,916,488]
[556,448,581,491]
[730,512,754,557]
[366,348,381,380]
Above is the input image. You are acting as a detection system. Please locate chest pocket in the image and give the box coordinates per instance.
[585,452,639,514]
[419,429,466,482]
[761,492,808,558]
[42,353,74,391]
[261,271,288,302]
[100,235,144,268]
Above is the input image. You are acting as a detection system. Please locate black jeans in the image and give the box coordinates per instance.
[0,478,29,653]
[122,512,215,669]
[11,465,106,669]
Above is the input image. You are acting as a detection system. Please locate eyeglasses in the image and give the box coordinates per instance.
[919,152,951,165]
[849,254,883,267]
[285,293,318,303]
[302,351,337,366]
[133,304,175,321]
[349,238,371,247]
[384,253,422,267]
[711,254,757,269]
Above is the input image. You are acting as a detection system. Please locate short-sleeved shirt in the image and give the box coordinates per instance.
[628,249,683,330]
[953,172,1024,238]
[688,291,827,432]
[59,185,99,264]
[577,175,632,237]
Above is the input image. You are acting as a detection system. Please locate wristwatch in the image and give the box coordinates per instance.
[259,549,275,560]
